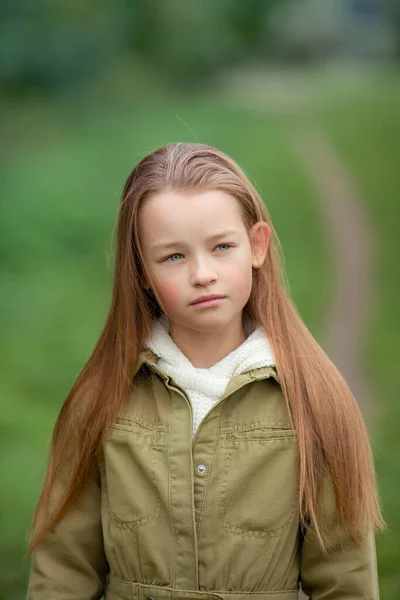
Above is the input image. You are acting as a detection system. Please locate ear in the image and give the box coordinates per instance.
[250,221,271,269]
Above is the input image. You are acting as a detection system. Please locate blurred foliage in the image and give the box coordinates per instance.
[0,0,126,92]
[0,0,284,93]
[4,0,397,95]
[385,0,400,56]
[127,0,282,84]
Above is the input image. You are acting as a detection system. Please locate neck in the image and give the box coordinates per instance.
[168,315,246,368]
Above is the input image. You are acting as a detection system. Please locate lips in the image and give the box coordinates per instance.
[190,295,225,305]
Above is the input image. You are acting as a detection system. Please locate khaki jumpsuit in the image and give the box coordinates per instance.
[27,348,379,599]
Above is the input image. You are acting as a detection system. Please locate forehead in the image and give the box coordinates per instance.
[139,190,245,247]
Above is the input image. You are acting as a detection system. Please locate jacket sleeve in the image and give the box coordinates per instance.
[300,479,379,599]
[27,466,109,599]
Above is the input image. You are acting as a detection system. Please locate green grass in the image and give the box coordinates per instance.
[0,92,327,597]
[308,69,400,599]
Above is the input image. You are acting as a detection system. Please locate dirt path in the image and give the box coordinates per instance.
[290,124,375,599]
[290,123,375,418]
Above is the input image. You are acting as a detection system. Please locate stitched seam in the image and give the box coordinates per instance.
[135,581,297,597]
[112,576,298,598]
[115,415,169,431]
[167,397,177,587]
[219,420,293,433]
[195,416,221,535]
[215,594,297,597]
[224,436,296,444]
[210,592,298,597]
[218,445,298,539]
[188,433,200,588]
[99,458,120,568]
[138,583,222,599]
[108,427,163,440]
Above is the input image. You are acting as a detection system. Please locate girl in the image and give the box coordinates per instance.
[27,142,384,599]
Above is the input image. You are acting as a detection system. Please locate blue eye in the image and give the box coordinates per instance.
[216,243,231,251]
[165,253,183,262]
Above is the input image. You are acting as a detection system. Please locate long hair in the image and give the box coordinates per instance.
[27,142,384,555]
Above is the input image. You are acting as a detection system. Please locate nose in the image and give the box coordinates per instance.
[190,256,218,287]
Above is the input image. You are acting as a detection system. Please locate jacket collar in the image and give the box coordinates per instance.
[135,347,280,386]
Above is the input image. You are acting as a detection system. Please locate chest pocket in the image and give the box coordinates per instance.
[101,417,168,530]
[217,424,299,538]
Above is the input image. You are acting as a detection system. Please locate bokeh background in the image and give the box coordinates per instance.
[1,1,399,598]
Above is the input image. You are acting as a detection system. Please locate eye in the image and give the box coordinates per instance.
[215,243,232,251]
[165,253,183,262]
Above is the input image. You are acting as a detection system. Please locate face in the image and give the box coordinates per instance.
[138,189,269,334]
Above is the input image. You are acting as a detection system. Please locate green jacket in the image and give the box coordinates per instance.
[27,349,379,599]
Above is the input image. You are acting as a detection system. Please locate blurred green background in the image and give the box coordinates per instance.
[1,1,399,598]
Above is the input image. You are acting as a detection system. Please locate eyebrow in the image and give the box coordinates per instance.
[151,229,239,251]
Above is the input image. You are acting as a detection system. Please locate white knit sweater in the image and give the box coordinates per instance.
[145,316,276,437]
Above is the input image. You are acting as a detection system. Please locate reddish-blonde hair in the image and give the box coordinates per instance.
[27,142,384,555]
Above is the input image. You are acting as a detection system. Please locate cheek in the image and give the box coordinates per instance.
[152,278,183,311]
[229,260,253,300]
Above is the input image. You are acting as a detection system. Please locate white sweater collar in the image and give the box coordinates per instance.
[145,316,275,399]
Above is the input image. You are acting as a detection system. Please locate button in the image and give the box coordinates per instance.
[197,464,206,475]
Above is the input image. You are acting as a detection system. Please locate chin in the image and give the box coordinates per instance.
[188,313,235,332]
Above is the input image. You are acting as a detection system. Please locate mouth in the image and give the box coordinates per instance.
[190,295,226,307]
